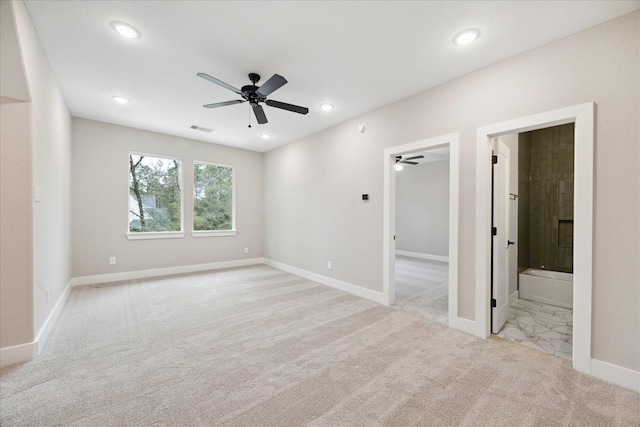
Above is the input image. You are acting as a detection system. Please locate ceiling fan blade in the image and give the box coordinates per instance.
[256,74,287,97]
[400,161,419,165]
[252,103,268,124]
[404,155,425,161]
[265,99,309,115]
[197,73,243,95]
[203,100,245,109]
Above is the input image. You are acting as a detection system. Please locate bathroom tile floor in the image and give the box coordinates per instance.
[496,298,573,360]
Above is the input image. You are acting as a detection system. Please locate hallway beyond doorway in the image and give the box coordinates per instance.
[394,255,448,325]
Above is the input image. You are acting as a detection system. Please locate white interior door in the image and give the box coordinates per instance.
[492,139,511,333]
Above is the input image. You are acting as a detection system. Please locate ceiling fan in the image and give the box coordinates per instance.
[197,72,309,125]
[395,155,424,170]
[396,155,424,165]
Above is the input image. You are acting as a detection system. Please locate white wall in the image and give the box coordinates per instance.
[17,0,73,338]
[1,2,33,351]
[0,1,29,102]
[264,11,639,371]
[396,160,449,257]
[0,1,72,353]
[71,118,264,278]
[0,98,33,348]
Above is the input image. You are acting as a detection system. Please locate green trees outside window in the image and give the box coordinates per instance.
[129,154,182,232]
[193,162,234,231]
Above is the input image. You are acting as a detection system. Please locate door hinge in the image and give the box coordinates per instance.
[492,155,498,164]
[491,298,497,308]
[492,227,497,236]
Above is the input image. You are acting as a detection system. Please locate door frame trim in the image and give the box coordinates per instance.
[382,133,461,329]
[475,103,594,373]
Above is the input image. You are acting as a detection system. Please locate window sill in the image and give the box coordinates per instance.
[126,231,185,240]
[192,230,237,238]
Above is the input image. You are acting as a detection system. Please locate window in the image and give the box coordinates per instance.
[193,162,235,234]
[128,153,182,236]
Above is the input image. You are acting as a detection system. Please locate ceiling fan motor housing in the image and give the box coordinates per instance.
[248,73,261,84]
[241,85,265,103]
[242,73,265,102]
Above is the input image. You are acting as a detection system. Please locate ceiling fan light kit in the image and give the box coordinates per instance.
[197,72,309,125]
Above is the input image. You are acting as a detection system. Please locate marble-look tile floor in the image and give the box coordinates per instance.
[394,256,448,325]
[496,298,573,360]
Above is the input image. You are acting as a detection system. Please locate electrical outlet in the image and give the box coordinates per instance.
[244,247,249,254]
[109,257,116,265]
[328,261,332,270]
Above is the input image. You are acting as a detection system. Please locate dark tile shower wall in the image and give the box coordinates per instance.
[517,133,531,274]
[519,123,575,274]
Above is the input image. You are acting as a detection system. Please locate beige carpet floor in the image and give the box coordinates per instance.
[1,265,638,426]
[395,256,448,325]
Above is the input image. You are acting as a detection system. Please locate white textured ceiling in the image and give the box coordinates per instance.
[24,1,639,152]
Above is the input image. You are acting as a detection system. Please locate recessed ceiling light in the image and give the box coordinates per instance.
[261,133,271,139]
[319,103,334,112]
[111,95,130,104]
[453,28,480,46]
[111,21,141,39]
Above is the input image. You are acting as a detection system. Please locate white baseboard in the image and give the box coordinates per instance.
[34,279,72,354]
[1,279,72,368]
[0,342,36,368]
[396,250,449,263]
[509,290,519,306]
[449,316,481,337]
[72,258,265,287]
[590,359,640,393]
[264,258,387,305]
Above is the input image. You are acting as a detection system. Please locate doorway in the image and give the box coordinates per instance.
[476,103,594,374]
[491,127,575,360]
[394,147,450,324]
[382,133,461,328]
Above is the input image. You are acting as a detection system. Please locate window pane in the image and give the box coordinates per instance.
[129,154,182,232]
[193,162,234,231]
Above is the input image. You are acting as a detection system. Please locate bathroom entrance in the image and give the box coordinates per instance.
[476,103,594,373]
[491,124,575,360]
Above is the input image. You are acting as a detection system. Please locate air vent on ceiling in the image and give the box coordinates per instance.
[190,125,213,133]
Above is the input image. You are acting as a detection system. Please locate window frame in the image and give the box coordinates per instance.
[191,160,236,238]
[126,151,185,240]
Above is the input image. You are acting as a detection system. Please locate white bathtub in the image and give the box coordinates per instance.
[519,268,573,309]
